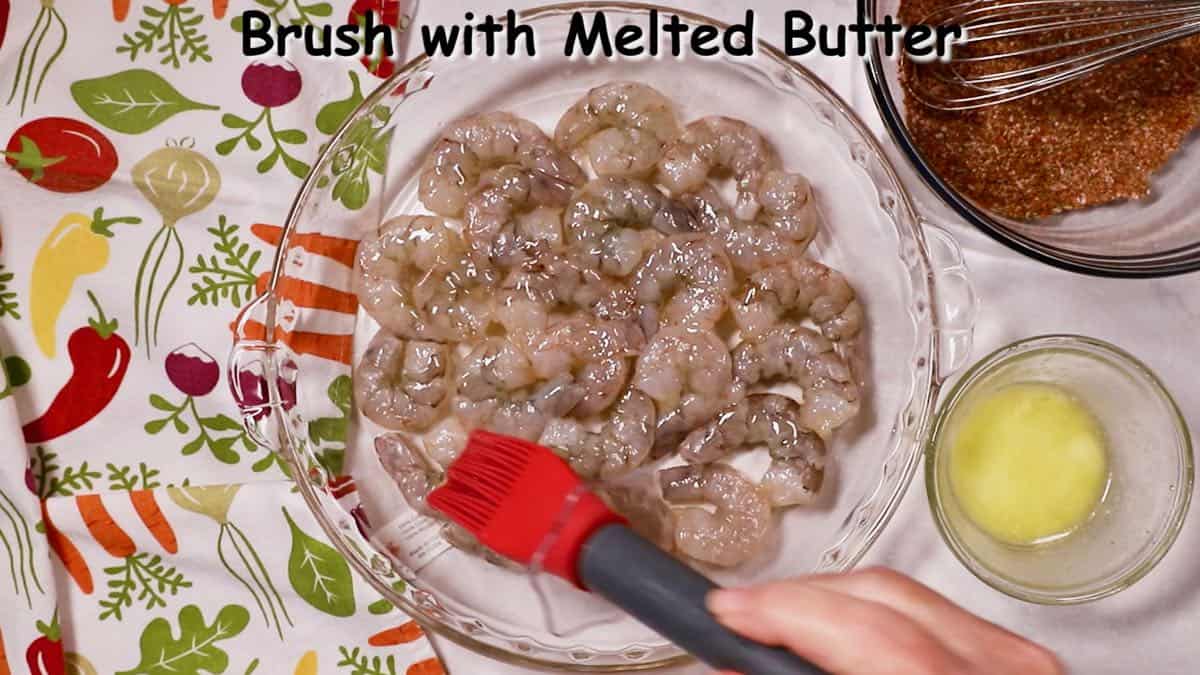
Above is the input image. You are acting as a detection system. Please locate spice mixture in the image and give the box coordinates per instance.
[901,0,1200,221]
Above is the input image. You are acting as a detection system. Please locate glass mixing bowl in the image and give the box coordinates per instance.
[230,3,978,670]
[865,0,1200,278]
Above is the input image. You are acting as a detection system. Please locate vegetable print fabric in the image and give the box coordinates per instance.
[0,1,445,674]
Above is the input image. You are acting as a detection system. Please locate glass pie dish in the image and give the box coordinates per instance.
[230,2,979,670]
[864,0,1200,278]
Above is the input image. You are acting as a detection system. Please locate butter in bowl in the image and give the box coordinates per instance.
[927,335,1193,604]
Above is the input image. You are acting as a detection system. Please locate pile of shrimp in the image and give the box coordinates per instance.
[355,82,865,570]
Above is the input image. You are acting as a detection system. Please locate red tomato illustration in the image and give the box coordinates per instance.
[5,118,118,193]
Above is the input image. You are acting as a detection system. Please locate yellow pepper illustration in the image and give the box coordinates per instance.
[294,650,318,675]
[31,209,139,357]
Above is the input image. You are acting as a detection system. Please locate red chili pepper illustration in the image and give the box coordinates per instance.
[23,292,130,443]
[349,0,403,79]
[25,612,64,675]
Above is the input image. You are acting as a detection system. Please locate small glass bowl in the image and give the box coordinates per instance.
[927,335,1193,604]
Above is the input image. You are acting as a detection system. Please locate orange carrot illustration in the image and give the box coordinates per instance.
[407,658,446,675]
[130,490,178,554]
[250,224,359,268]
[0,625,10,675]
[76,495,135,558]
[368,621,425,647]
[42,504,93,594]
[112,0,132,21]
[256,273,358,314]
[212,0,229,19]
[239,320,354,364]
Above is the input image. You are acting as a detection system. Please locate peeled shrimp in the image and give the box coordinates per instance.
[678,394,824,465]
[633,234,735,330]
[355,330,450,433]
[453,335,594,440]
[456,336,538,402]
[556,82,680,178]
[762,456,825,509]
[523,317,642,417]
[453,393,553,442]
[757,170,819,247]
[734,257,864,342]
[356,216,495,343]
[658,116,780,219]
[420,112,585,217]
[564,177,697,278]
[425,416,469,469]
[680,185,797,274]
[463,165,570,268]
[596,485,676,552]
[375,433,442,517]
[659,464,772,568]
[678,394,827,508]
[732,324,860,438]
[539,390,656,480]
[633,326,742,457]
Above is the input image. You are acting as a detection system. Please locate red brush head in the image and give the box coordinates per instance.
[427,430,626,588]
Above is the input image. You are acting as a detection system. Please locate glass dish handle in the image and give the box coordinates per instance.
[923,220,978,385]
[228,292,299,453]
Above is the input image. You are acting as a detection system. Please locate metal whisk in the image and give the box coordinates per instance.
[912,0,1200,110]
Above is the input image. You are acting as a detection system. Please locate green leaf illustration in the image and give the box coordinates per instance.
[3,356,31,388]
[328,375,352,413]
[117,604,249,675]
[315,71,364,135]
[283,507,355,617]
[71,69,219,134]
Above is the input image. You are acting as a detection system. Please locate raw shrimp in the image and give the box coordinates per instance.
[355,330,450,433]
[563,177,697,277]
[523,318,642,417]
[453,337,586,440]
[540,389,656,480]
[733,256,864,342]
[762,456,825,508]
[375,433,442,517]
[633,234,735,330]
[453,393,552,442]
[756,170,819,247]
[555,82,681,178]
[420,112,585,217]
[633,326,742,457]
[425,416,469,469]
[732,324,860,438]
[355,216,495,343]
[456,336,537,402]
[496,248,642,327]
[680,185,797,274]
[678,394,828,507]
[659,464,772,567]
[678,394,824,466]
[596,485,676,552]
[658,116,780,219]
[463,165,569,268]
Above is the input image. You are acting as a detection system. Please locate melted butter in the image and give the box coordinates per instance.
[949,382,1109,546]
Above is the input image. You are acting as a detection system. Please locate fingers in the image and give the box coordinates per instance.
[710,569,1065,675]
[709,580,970,675]
[805,568,1063,673]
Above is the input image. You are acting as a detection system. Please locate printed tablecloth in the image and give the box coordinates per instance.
[0,2,445,673]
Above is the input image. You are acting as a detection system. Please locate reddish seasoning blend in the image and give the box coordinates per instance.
[901,0,1200,221]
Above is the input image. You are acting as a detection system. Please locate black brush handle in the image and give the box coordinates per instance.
[578,524,826,675]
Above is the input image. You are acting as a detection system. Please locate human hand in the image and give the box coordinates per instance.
[707,567,1064,675]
